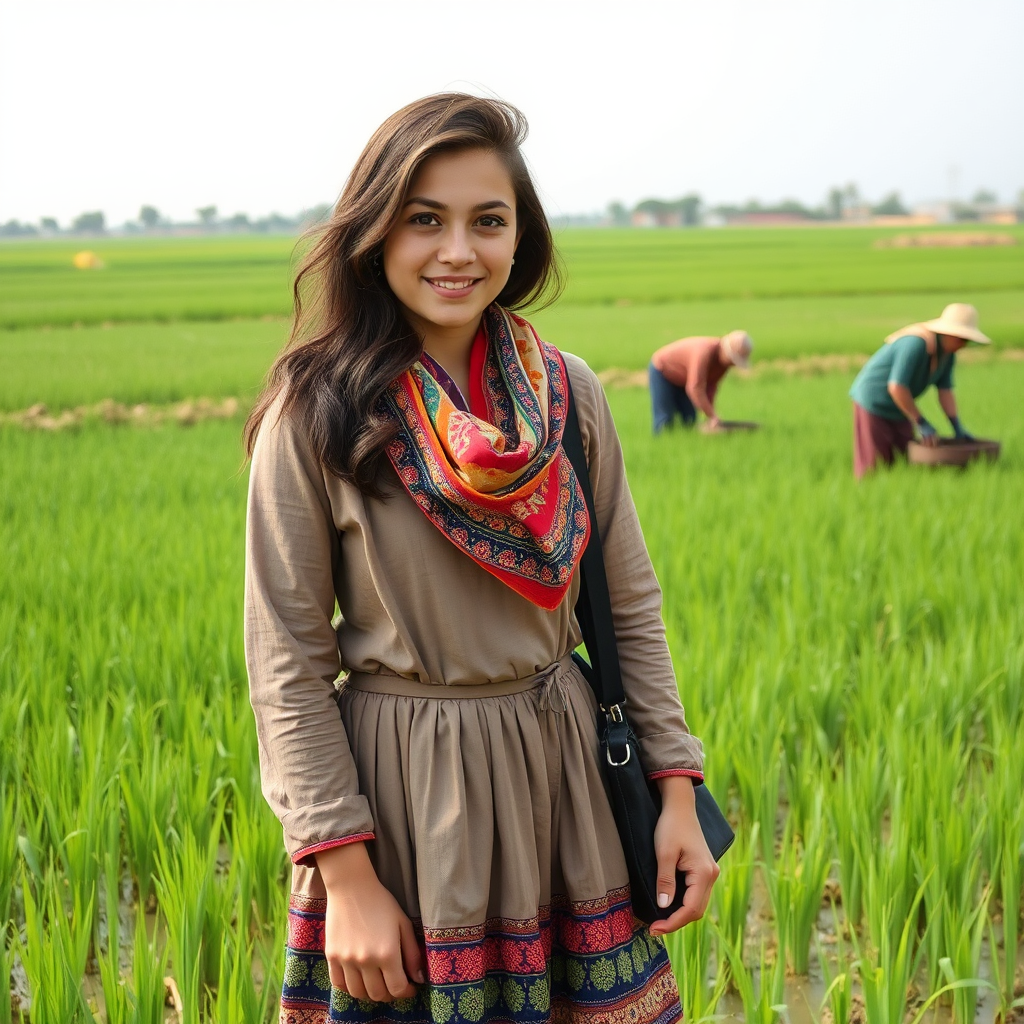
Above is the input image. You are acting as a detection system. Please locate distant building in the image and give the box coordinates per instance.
[977,207,1019,225]
[870,214,937,227]
[722,211,812,226]
[913,200,1020,225]
[842,204,873,223]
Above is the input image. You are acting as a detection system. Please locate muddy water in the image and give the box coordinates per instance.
[701,899,1024,1024]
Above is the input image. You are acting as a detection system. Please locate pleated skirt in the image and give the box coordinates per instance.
[279,656,682,1024]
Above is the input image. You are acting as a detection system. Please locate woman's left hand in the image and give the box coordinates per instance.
[648,776,720,937]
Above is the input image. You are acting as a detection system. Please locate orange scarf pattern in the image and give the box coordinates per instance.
[384,305,589,609]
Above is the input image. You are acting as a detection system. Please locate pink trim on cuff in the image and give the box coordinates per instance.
[647,769,705,783]
[292,832,375,865]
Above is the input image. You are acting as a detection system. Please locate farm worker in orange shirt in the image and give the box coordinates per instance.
[648,331,753,433]
[848,303,990,478]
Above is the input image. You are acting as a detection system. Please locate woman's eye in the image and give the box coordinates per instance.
[477,215,507,228]
[410,212,440,226]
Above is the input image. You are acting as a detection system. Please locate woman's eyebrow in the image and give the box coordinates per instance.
[403,197,512,212]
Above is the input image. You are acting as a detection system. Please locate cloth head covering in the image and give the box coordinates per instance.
[721,330,753,368]
[384,305,590,610]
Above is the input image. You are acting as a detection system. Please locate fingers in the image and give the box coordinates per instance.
[337,956,415,1003]
[346,964,391,1003]
[322,878,424,1004]
[329,920,420,1003]
[655,846,679,913]
[400,914,427,986]
[649,858,720,936]
[381,954,417,1001]
[328,955,348,993]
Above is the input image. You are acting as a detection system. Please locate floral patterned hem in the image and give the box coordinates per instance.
[280,888,682,1024]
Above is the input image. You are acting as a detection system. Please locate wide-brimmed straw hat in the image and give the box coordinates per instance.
[922,303,991,345]
[721,330,753,368]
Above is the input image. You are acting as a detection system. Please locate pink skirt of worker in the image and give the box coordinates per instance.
[852,402,914,479]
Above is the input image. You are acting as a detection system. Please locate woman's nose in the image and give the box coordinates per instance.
[437,227,476,266]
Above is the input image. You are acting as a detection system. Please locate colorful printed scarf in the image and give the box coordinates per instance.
[384,305,590,610]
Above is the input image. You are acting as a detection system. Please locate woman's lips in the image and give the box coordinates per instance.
[424,276,481,298]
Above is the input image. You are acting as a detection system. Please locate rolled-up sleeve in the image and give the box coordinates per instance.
[244,399,375,863]
[568,358,705,780]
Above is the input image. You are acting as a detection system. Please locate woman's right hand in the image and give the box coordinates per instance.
[316,842,426,1002]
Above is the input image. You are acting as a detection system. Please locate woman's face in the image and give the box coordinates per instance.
[383,148,518,340]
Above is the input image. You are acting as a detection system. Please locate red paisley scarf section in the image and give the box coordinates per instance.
[384,306,590,610]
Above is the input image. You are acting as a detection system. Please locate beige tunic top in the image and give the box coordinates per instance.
[244,352,704,864]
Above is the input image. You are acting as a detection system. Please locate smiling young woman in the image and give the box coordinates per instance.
[243,93,717,1024]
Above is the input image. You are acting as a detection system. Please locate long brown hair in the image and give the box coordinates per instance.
[244,93,563,494]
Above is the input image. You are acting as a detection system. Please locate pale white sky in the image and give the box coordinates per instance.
[1,0,1022,226]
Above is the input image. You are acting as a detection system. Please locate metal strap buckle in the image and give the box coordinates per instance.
[605,704,630,765]
[606,743,631,767]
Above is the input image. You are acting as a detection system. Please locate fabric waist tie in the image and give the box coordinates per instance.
[344,654,574,709]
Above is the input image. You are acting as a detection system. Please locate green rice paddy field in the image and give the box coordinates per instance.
[1,229,1022,1022]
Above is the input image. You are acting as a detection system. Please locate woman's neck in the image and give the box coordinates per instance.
[419,320,480,399]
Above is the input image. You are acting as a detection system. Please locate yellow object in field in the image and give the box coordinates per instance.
[72,251,104,270]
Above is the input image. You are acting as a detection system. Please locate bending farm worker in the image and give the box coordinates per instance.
[848,302,990,479]
[648,330,753,433]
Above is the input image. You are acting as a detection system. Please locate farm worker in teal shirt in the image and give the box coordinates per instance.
[849,303,990,478]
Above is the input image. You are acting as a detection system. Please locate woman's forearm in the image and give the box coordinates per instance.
[656,774,697,807]
[316,840,377,892]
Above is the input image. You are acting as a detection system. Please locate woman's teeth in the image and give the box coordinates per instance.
[431,279,475,290]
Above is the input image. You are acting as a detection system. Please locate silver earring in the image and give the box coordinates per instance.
[511,258,516,265]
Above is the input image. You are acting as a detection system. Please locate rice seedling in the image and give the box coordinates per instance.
[209,931,278,1024]
[229,781,289,937]
[826,748,888,932]
[155,803,234,1011]
[130,905,171,1024]
[17,868,94,1022]
[764,794,831,975]
[664,915,730,1023]
[0,784,16,927]
[994,822,1024,1016]
[0,922,12,1024]
[817,902,853,1024]
[853,875,929,1024]
[155,828,208,1024]
[722,936,789,1024]
[711,822,759,968]
[119,728,177,908]
[730,727,783,862]
[97,877,130,1024]
[940,887,993,1023]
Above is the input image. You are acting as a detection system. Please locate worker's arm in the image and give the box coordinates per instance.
[685,349,720,425]
[887,383,938,447]
[686,382,718,423]
[937,389,974,440]
[937,388,957,421]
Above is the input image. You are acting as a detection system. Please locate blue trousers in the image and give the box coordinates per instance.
[649,362,696,433]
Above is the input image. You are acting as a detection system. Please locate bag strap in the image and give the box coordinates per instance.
[563,379,628,712]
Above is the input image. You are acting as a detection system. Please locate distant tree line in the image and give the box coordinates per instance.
[0,203,334,238]
[601,185,1024,227]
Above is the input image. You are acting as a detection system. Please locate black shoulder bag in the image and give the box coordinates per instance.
[562,381,735,924]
